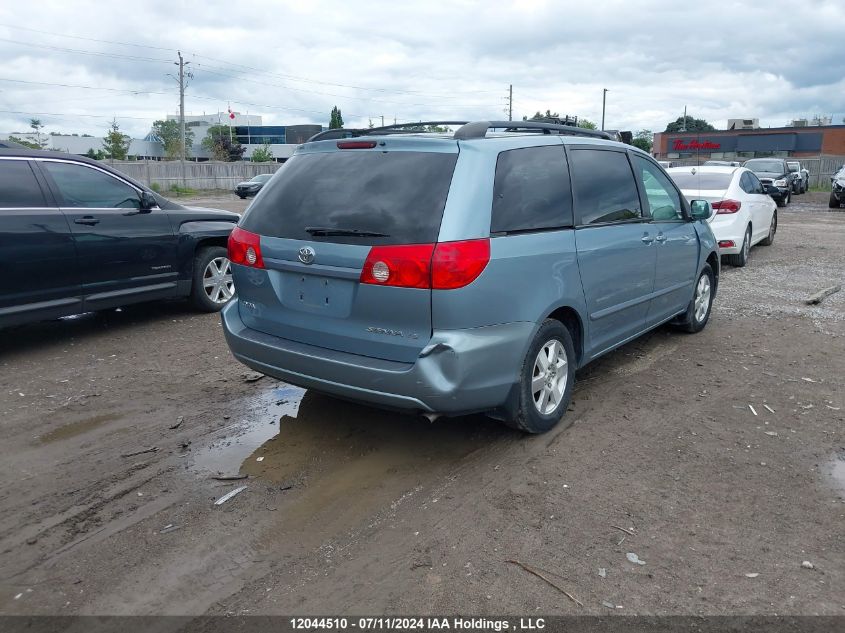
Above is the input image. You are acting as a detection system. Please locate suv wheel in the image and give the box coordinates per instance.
[830,192,841,209]
[506,319,575,434]
[677,264,715,333]
[191,246,234,312]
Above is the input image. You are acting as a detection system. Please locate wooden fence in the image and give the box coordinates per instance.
[107,160,282,191]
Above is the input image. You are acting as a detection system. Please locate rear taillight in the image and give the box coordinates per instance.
[360,244,435,289]
[431,239,490,289]
[228,227,265,269]
[712,199,741,214]
[359,239,490,290]
[718,240,736,248]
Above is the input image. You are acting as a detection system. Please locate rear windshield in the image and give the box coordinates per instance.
[669,172,732,190]
[240,151,458,245]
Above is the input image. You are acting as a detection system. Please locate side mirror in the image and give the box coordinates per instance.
[690,200,712,221]
[140,191,158,211]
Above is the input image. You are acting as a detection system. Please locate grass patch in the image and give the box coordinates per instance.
[168,184,199,196]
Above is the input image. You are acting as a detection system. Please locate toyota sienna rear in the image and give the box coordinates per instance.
[222,121,720,433]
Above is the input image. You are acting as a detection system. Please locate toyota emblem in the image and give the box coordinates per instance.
[298,246,316,264]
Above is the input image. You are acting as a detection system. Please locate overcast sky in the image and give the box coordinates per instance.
[1,0,844,139]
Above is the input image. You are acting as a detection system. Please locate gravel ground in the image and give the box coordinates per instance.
[0,191,842,617]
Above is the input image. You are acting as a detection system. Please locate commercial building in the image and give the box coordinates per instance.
[653,124,845,162]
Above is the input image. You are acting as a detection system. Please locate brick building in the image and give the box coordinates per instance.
[653,125,845,162]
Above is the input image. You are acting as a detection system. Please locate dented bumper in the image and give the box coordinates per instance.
[221,300,532,415]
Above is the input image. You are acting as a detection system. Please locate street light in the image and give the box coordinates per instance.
[601,88,609,131]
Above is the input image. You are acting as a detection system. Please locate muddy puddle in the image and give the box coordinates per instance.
[193,381,512,485]
[38,412,123,443]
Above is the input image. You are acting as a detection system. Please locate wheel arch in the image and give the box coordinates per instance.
[544,305,585,368]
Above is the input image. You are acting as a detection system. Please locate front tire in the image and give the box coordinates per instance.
[190,246,235,312]
[760,211,777,246]
[505,320,576,434]
[831,193,841,209]
[677,264,715,333]
[727,225,751,267]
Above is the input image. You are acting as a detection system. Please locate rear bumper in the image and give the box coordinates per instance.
[710,215,747,255]
[221,301,533,415]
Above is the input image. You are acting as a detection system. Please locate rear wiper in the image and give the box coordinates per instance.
[305,226,389,237]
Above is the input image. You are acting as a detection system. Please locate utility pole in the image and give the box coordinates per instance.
[380,115,385,126]
[175,51,190,187]
[601,88,608,131]
[682,105,687,132]
[508,84,513,121]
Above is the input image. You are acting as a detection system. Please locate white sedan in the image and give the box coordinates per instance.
[667,166,777,267]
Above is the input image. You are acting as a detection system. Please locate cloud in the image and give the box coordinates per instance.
[1,0,843,138]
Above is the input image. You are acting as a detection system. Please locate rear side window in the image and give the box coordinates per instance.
[41,161,141,209]
[240,151,458,245]
[491,145,572,233]
[569,149,641,225]
[631,156,683,221]
[0,160,46,207]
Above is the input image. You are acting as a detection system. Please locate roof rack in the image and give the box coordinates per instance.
[306,119,612,143]
[307,121,468,143]
[455,121,612,140]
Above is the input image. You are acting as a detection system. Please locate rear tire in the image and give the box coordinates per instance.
[760,211,776,246]
[504,320,575,434]
[190,246,234,312]
[677,264,715,334]
[727,226,751,267]
[830,193,841,209]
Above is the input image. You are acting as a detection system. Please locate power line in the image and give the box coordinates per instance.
[0,24,499,100]
[0,37,173,65]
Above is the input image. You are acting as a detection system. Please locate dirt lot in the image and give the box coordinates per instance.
[1,192,843,617]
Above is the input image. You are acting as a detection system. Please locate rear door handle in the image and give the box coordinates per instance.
[641,234,655,244]
[74,217,100,226]
[655,233,667,243]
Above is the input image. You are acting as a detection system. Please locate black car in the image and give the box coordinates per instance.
[742,158,797,207]
[0,150,240,327]
[234,173,273,199]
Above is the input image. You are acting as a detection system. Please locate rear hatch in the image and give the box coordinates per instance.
[231,138,459,364]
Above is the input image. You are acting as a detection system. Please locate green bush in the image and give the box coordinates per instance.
[150,183,162,193]
[168,184,198,196]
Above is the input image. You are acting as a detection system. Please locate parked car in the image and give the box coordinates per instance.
[222,120,720,434]
[667,166,777,267]
[830,165,845,208]
[0,150,240,327]
[786,160,809,194]
[703,160,741,167]
[742,158,796,207]
[658,160,675,168]
[234,173,273,199]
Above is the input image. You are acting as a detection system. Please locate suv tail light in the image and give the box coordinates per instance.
[228,227,265,269]
[712,199,741,214]
[360,244,435,289]
[360,239,490,290]
[431,239,490,289]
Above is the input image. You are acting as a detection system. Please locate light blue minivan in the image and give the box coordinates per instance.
[222,121,719,433]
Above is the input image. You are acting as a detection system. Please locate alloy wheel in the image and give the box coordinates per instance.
[531,340,568,415]
[694,274,711,323]
[203,257,234,304]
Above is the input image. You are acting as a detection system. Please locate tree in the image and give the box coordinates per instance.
[202,125,245,162]
[7,134,41,149]
[85,148,106,160]
[152,119,194,160]
[329,106,344,129]
[29,118,47,148]
[665,115,715,133]
[102,119,130,160]
[577,119,598,130]
[526,110,560,121]
[631,129,653,153]
[251,143,274,162]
